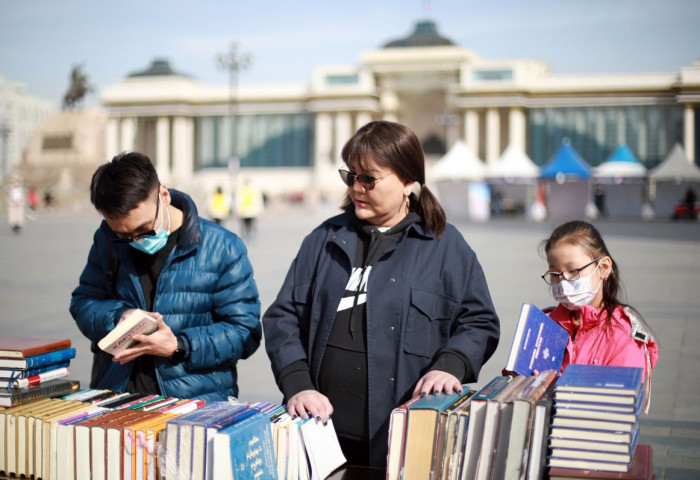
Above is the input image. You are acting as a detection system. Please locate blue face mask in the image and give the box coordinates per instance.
[130,195,171,255]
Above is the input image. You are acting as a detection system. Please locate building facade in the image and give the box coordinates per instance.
[100,20,700,201]
[0,75,56,180]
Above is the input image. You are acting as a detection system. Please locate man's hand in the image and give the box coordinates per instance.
[112,313,178,365]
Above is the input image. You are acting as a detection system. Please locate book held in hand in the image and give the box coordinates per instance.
[504,303,569,376]
[98,309,158,355]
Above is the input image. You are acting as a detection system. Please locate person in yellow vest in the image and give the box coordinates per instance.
[208,186,231,225]
[235,179,264,240]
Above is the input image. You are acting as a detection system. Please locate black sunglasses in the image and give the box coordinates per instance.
[338,169,391,190]
[111,192,160,244]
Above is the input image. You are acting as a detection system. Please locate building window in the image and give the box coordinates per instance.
[196,113,314,168]
[527,105,683,168]
[325,74,360,85]
[473,70,513,82]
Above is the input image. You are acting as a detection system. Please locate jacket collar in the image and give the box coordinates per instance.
[168,189,202,249]
[326,208,434,239]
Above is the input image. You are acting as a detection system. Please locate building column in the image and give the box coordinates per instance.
[171,116,194,188]
[119,117,136,152]
[356,112,372,131]
[486,108,500,165]
[464,110,479,154]
[156,116,171,183]
[685,103,696,163]
[311,112,333,206]
[508,107,526,151]
[380,90,399,122]
[334,112,353,165]
[106,117,119,158]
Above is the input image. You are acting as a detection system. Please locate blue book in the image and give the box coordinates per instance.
[504,303,569,376]
[555,364,643,396]
[213,411,277,480]
[0,347,76,369]
[163,402,249,480]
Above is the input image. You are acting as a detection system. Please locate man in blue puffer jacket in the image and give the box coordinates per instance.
[70,152,261,402]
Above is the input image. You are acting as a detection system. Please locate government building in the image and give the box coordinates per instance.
[99,20,700,202]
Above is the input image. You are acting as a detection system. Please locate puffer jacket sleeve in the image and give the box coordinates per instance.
[180,233,262,370]
[69,227,132,343]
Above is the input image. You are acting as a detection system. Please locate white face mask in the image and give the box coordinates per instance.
[550,262,603,310]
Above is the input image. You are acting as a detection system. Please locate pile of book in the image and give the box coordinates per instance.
[0,387,206,479]
[548,364,646,474]
[0,336,79,408]
[161,400,346,480]
[386,370,558,480]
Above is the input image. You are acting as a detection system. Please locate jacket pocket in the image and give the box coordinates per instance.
[403,287,458,358]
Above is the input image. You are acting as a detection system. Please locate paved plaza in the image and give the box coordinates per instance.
[1,201,699,479]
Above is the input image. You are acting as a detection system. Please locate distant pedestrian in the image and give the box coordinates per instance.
[7,183,25,233]
[594,184,608,218]
[683,187,697,220]
[208,186,230,225]
[235,179,264,241]
[28,187,38,211]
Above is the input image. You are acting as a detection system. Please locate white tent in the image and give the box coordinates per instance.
[485,144,539,216]
[649,143,700,218]
[430,140,485,182]
[592,144,648,218]
[430,140,488,221]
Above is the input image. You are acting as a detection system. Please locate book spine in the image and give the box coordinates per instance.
[12,366,69,389]
[8,380,80,406]
[24,348,77,368]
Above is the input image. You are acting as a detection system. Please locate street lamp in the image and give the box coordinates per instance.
[217,42,252,184]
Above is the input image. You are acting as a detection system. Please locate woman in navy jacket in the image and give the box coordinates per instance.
[263,121,500,467]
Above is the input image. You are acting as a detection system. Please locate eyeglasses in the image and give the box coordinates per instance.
[338,169,392,190]
[541,258,601,285]
[111,192,160,244]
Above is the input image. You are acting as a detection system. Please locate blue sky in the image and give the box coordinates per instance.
[1,0,698,107]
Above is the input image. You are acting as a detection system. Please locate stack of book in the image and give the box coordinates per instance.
[548,364,646,474]
[0,336,79,408]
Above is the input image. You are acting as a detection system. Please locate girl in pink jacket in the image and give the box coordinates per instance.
[541,221,658,407]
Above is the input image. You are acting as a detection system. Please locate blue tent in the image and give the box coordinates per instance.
[540,139,592,179]
[605,143,641,164]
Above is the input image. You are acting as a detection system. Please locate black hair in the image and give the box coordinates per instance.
[340,120,446,237]
[540,220,622,321]
[90,152,160,218]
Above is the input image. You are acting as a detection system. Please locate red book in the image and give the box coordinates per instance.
[548,444,655,480]
[0,337,72,358]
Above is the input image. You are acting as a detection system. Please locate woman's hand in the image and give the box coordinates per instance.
[412,370,463,397]
[286,390,333,423]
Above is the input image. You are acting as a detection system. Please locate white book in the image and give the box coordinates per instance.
[98,309,158,354]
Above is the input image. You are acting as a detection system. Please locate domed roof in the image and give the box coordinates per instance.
[383,20,455,48]
[128,59,187,77]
